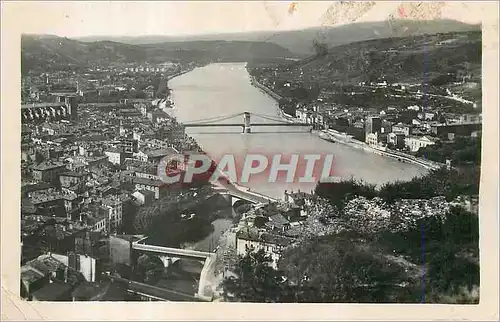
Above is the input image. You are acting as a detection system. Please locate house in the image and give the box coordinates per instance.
[20,265,51,300]
[20,254,84,301]
[405,135,439,152]
[123,159,159,180]
[104,148,125,166]
[59,171,89,188]
[109,235,144,266]
[132,150,149,162]
[50,252,99,283]
[392,123,411,136]
[144,85,155,98]
[21,125,32,143]
[430,122,482,138]
[132,190,156,206]
[146,148,177,163]
[133,177,166,199]
[266,214,291,232]
[133,130,156,142]
[22,182,55,198]
[365,132,379,147]
[88,212,107,233]
[295,108,309,123]
[31,161,67,185]
[148,110,170,124]
[387,132,405,149]
[102,196,124,231]
[236,229,295,269]
[117,138,139,153]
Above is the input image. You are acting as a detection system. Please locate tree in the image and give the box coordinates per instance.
[315,178,376,209]
[312,39,328,58]
[279,234,410,303]
[222,249,292,302]
[374,206,480,303]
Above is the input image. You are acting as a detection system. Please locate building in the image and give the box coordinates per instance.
[146,148,177,163]
[31,161,67,185]
[404,135,438,152]
[22,182,55,198]
[20,254,84,301]
[51,252,99,283]
[132,190,156,206]
[387,132,405,149]
[266,214,291,233]
[21,125,33,143]
[59,171,89,188]
[21,103,69,124]
[117,138,139,153]
[89,212,108,233]
[102,196,123,232]
[365,132,379,147]
[104,148,125,166]
[430,122,482,138]
[460,114,482,123]
[133,129,156,142]
[365,116,381,135]
[148,110,170,124]
[236,229,295,269]
[109,235,138,266]
[21,93,78,124]
[133,177,166,199]
[392,123,411,136]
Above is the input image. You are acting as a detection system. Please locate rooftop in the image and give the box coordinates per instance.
[31,160,66,171]
[237,229,295,247]
[21,266,46,284]
[60,171,87,178]
[133,177,165,187]
[22,182,55,194]
[269,214,290,226]
[32,282,72,301]
[25,255,65,276]
[146,148,177,158]
[21,102,65,109]
[137,190,156,197]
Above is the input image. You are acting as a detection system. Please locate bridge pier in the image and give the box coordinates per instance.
[243,111,251,133]
[157,255,180,268]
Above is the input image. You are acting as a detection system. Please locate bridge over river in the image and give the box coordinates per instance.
[182,111,312,134]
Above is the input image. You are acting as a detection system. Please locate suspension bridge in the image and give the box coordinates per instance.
[181,111,312,133]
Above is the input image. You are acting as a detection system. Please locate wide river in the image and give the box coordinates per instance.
[170,63,428,200]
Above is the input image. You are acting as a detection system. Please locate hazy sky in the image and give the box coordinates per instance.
[6,1,485,38]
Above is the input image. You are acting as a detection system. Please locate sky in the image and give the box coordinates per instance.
[5,1,485,38]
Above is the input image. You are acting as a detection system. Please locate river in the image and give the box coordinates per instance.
[169,63,428,200]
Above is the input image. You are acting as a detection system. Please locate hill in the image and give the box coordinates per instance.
[75,20,480,55]
[21,35,298,73]
[265,30,482,86]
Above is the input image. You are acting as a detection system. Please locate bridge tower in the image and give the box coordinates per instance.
[243,111,251,133]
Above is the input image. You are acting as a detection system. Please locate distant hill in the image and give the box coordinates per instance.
[21,35,298,73]
[264,30,482,86]
[76,19,481,55]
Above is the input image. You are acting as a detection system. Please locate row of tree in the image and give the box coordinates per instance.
[315,167,480,207]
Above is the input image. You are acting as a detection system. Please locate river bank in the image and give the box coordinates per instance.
[318,129,444,170]
[167,67,197,81]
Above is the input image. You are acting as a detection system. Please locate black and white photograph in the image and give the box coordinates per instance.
[3,1,497,314]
